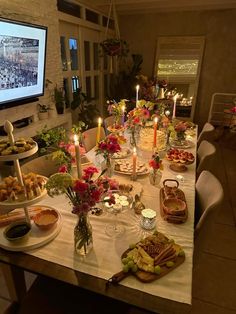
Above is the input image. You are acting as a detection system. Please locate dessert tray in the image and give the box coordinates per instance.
[0,174,47,214]
[107,124,125,133]
[0,138,38,161]
[114,160,149,176]
[159,179,188,224]
[169,139,194,149]
[111,148,131,159]
[166,148,195,173]
[109,231,185,284]
[0,205,62,252]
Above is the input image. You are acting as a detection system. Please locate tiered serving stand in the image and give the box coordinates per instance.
[0,121,62,251]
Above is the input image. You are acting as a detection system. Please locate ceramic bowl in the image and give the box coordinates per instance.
[4,221,31,242]
[33,209,59,230]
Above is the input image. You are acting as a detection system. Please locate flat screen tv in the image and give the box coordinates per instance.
[0,17,47,109]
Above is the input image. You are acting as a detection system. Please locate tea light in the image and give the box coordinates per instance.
[176,174,184,184]
[141,208,156,230]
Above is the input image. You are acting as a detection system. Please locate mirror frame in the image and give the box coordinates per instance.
[154,36,205,121]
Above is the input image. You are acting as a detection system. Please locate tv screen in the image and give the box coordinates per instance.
[0,18,47,108]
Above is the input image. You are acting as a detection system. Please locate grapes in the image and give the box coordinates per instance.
[123,264,130,273]
[131,264,138,273]
[127,260,135,268]
[154,265,161,275]
[129,243,136,249]
[178,250,185,257]
[122,257,129,264]
[166,261,175,268]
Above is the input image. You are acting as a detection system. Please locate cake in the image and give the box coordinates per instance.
[138,127,166,151]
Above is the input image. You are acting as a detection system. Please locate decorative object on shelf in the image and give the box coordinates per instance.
[96,134,122,177]
[38,104,51,120]
[46,167,115,255]
[54,86,65,114]
[149,152,163,187]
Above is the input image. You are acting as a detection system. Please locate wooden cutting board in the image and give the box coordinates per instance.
[109,233,185,284]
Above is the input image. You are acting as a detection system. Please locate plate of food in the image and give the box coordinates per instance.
[0,138,38,161]
[169,139,194,149]
[111,148,131,159]
[108,231,185,284]
[114,160,149,176]
[166,148,195,165]
[0,173,47,213]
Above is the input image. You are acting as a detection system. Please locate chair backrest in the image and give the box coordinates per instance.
[82,127,105,152]
[195,170,224,237]
[21,154,59,177]
[197,140,216,175]
[197,122,215,146]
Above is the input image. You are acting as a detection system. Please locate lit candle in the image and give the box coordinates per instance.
[132,147,137,179]
[74,134,82,179]
[96,117,102,145]
[172,93,179,119]
[121,105,125,126]
[153,117,158,148]
[136,85,140,107]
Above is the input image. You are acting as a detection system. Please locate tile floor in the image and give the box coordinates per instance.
[0,129,236,314]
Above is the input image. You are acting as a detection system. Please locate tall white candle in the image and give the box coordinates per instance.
[96,117,102,145]
[132,147,137,178]
[74,134,82,179]
[136,85,140,107]
[121,105,125,126]
[172,93,179,119]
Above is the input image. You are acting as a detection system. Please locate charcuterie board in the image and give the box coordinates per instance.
[159,179,188,224]
[109,232,185,284]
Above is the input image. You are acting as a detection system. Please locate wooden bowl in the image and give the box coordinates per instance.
[163,198,186,216]
[4,221,31,242]
[33,209,59,230]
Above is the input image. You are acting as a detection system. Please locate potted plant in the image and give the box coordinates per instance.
[38,103,51,120]
[54,86,65,114]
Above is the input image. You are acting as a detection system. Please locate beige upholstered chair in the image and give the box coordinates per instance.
[195,170,224,238]
[21,154,59,177]
[197,122,215,146]
[197,140,216,176]
[82,127,106,152]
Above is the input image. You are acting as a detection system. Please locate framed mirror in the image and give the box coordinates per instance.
[154,36,205,120]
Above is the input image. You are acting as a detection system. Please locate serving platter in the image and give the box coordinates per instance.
[109,232,185,284]
[0,206,62,252]
[169,139,194,149]
[0,176,48,214]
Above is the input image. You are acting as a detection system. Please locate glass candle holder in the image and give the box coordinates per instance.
[140,208,156,230]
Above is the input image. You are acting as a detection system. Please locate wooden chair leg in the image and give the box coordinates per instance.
[1,264,27,302]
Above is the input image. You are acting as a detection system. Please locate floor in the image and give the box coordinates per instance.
[0,128,236,314]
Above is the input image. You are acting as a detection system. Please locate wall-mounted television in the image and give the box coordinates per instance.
[0,17,47,109]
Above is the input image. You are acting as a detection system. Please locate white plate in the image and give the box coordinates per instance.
[0,206,62,252]
[169,140,194,149]
[0,141,38,161]
[0,176,48,214]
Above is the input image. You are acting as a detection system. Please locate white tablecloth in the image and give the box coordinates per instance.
[28,136,196,306]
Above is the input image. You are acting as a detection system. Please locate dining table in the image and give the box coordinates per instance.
[0,130,197,314]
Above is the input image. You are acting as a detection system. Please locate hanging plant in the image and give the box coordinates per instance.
[100,38,129,57]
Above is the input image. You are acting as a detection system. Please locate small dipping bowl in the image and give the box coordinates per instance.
[4,221,31,242]
[33,209,59,230]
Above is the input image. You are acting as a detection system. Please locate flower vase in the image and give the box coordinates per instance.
[74,212,93,256]
[102,157,113,177]
[149,169,162,187]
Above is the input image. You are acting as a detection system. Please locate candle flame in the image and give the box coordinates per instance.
[154,117,158,123]
[136,85,140,91]
[133,147,137,154]
[122,105,125,112]
[98,117,102,124]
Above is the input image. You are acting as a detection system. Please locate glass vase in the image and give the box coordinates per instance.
[102,156,114,177]
[74,212,93,256]
[149,169,162,187]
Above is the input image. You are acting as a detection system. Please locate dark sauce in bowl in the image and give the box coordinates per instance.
[5,223,31,240]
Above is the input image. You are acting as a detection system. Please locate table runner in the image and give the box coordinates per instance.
[27,135,196,305]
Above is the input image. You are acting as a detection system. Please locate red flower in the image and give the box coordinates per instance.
[58,164,68,173]
[73,180,89,194]
[82,166,99,180]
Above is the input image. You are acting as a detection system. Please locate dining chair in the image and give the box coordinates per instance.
[195,170,224,238]
[82,127,106,152]
[197,122,215,146]
[104,116,115,134]
[197,140,216,176]
[21,154,59,177]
